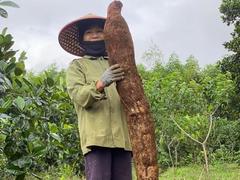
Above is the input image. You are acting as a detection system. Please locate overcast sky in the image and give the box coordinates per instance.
[0,0,232,72]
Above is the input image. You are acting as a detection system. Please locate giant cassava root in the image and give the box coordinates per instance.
[104,1,159,179]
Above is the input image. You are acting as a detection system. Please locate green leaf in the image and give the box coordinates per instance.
[63,124,73,130]
[15,78,22,87]
[14,96,25,111]
[4,50,17,60]
[1,27,8,35]
[22,77,33,89]
[2,99,12,109]
[4,75,12,87]
[4,40,14,51]
[32,145,46,156]
[19,118,30,130]
[4,34,12,43]
[0,7,8,18]
[0,61,7,71]
[10,56,16,63]
[0,1,20,8]
[0,113,11,119]
[48,122,58,133]
[0,134,6,143]
[12,156,32,169]
[27,142,33,153]
[0,35,4,44]
[34,98,42,106]
[5,62,16,73]
[18,51,27,61]
[46,77,54,87]
[50,133,61,142]
[0,131,7,143]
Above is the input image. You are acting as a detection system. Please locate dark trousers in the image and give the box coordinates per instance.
[84,146,132,180]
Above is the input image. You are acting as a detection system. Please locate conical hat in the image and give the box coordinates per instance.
[58,13,106,57]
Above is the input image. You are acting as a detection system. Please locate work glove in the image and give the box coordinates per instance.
[100,64,124,87]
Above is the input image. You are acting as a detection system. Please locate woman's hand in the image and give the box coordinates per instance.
[96,64,124,91]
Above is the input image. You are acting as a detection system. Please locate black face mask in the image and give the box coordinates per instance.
[80,40,107,57]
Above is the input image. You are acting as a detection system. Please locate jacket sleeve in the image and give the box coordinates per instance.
[66,60,106,108]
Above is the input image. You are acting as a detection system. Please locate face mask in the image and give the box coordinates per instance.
[80,40,107,57]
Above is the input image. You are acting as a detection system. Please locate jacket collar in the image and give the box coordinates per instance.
[83,55,109,60]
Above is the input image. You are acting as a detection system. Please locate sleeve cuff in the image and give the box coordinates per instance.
[90,81,107,101]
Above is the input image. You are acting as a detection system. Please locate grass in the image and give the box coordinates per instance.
[159,163,240,180]
[3,163,240,180]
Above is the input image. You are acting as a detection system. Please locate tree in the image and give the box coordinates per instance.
[0,29,83,179]
[218,0,240,120]
[138,44,236,171]
[0,0,19,18]
[220,0,240,53]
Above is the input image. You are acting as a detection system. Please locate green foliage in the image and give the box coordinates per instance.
[220,0,240,53]
[210,119,240,164]
[1,27,239,178]
[218,0,240,120]
[0,29,83,178]
[139,48,237,169]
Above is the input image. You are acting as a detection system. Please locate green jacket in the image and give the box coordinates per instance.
[66,56,132,155]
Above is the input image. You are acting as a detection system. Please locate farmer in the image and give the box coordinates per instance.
[58,13,132,180]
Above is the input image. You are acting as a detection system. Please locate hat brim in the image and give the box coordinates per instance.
[58,15,106,57]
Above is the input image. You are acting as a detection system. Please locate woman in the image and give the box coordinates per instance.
[58,13,132,180]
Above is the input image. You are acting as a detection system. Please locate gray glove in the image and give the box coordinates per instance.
[100,64,124,87]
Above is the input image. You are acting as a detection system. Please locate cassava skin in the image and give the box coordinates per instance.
[104,1,159,179]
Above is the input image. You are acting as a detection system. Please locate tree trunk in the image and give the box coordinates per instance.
[202,143,209,173]
[104,1,159,179]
